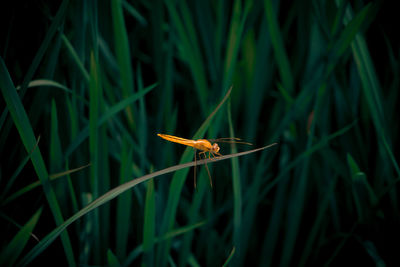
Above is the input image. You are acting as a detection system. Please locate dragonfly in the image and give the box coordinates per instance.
[157,133,252,189]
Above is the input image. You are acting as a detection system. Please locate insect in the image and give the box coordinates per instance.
[157,133,252,189]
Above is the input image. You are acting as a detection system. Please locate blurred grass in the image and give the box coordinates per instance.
[1,0,399,266]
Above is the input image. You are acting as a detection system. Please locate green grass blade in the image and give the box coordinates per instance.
[125,220,207,266]
[136,64,149,169]
[264,0,294,93]
[347,154,379,221]
[50,99,63,172]
[122,1,147,26]
[64,83,155,158]
[111,0,136,129]
[222,247,236,267]
[240,153,275,266]
[1,136,40,200]
[0,0,70,142]
[259,160,289,266]
[280,85,324,266]
[2,163,90,206]
[327,3,375,75]
[0,57,76,266]
[89,50,102,261]
[142,179,156,267]
[298,176,338,266]
[64,161,80,215]
[107,249,122,267]
[243,17,273,141]
[18,144,271,266]
[259,120,356,199]
[345,6,400,178]
[61,34,90,83]
[156,87,233,266]
[224,0,241,82]
[332,3,373,59]
[0,208,42,266]
[227,100,242,263]
[223,0,252,89]
[19,0,70,96]
[165,1,208,114]
[2,1,397,265]
[116,139,133,259]
[178,170,208,266]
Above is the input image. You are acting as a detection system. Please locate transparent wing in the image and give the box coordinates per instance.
[207,137,252,145]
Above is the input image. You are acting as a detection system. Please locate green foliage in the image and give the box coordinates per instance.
[1,0,398,266]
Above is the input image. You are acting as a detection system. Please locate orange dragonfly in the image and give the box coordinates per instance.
[157,133,252,189]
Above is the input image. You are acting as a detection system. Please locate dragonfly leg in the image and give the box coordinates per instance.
[194,149,197,190]
[208,152,215,160]
[199,151,213,188]
[210,151,221,159]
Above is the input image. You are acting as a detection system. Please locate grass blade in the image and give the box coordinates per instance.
[156,87,233,266]
[222,247,236,267]
[64,84,155,158]
[264,0,294,93]
[61,34,90,83]
[116,139,133,259]
[107,249,122,267]
[125,220,207,266]
[2,163,90,206]
[19,0,70,96]
[111,0,136,129]
[142,179,156,267]
[227,100,242,263]
[0,208,42,266]
[344,4,400,178]
[1,57,76,266]
[18,143,275,266]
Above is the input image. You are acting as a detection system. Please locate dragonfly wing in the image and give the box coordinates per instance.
[208,137,252,145]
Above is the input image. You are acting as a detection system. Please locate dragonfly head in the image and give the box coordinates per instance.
[212,143,220,153]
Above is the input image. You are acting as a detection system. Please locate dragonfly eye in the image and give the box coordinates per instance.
[213,143,220,153]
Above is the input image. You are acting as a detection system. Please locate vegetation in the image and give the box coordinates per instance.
[1,0,398,266]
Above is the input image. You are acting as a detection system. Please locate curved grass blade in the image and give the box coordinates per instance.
[17,79,68,91]
[2,163,90,206]
[19,0,70,96]
[1,136,40,200]
[157,86,233,265]
[21,79,88,106]
[18,144,276,266]
[222,247,236,267]
[0,208,42,266]
[1,57,76,266]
